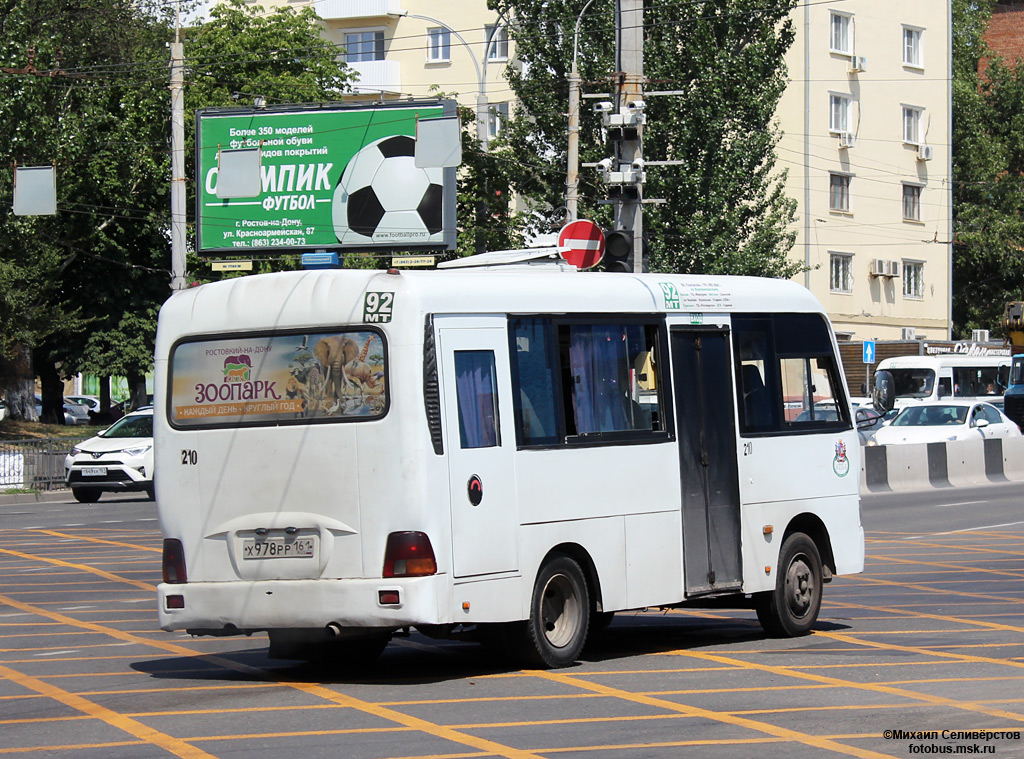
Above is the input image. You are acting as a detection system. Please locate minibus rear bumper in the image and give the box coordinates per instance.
[157,575,448,633]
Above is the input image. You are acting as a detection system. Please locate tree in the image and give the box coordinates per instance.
[451,104,527,259]
[0,0,354,420]
[951,0,1024,335]
[490,0,801,277]
[0,0,171,420]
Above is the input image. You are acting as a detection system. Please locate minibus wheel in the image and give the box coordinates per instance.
[517,555,590,668]
[756,532,822,637]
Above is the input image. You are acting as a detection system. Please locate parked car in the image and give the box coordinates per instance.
[34,395,92,426]
[62,400,91,426]
[65,395,101,414]
[872,401,1021,445]
[63,409,154,502]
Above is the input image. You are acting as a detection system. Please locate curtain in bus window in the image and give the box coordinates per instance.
[454,351,500,448]
[568,325,631,434]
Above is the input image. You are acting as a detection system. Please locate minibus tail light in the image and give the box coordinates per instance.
[162,538,188,584]
[383,531,437,577]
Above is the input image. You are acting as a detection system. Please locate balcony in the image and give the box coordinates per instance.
[317,0,403,21]
[347,60,402,95]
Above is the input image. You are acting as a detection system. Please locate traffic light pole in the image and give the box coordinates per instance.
[616,0,644,273]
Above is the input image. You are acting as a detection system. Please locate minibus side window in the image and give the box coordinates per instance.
[454,351,500,449]
[733,316,781,433]
[562,323,662,437]
[509,319,561,446]
[509,317,667,446]
[733,313,850,435]
[782,356,845,427]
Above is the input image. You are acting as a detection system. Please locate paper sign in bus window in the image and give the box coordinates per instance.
[169,330,386,427]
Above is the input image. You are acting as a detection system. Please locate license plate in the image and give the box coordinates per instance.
[243,536,317,560]
[82,467,107,477]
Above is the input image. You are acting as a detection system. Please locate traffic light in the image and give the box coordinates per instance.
[603,230,649,273]
[604,230,633,273]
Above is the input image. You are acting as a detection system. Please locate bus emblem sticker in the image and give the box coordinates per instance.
[833,439,850,477]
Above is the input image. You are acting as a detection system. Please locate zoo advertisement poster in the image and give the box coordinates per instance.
[169,331,387,428]
[195,102,457,254]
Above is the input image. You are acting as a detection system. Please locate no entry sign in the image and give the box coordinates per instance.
[558,219,605,269]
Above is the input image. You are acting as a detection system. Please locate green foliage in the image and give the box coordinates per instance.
[490,0,800,277]
[183,0,351,114]
[0,0,354,406]
[0,0,171,390]
[452,104,526,258]
[951,0,1024,335]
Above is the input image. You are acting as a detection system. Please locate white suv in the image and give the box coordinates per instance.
[64,410,154,502]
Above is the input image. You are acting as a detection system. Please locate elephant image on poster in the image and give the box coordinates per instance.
[313,336,361,414]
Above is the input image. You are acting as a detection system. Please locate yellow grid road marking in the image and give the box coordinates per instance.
[0,662,216,758]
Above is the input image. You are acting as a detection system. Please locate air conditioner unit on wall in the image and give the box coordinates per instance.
[917,144,933,161]
[972,329,990,342]
[886,260,901,277]
[870,259,887,277]
[838,132,857,149]
[849,55,867,73]
[901,327,917,340]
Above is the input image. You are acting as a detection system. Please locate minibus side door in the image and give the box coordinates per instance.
[437,317,519,578]
[670,327,743,596]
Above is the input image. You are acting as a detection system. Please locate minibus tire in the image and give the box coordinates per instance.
[756,532,822,638]
[72,488,101,503]
[517,555,590,668]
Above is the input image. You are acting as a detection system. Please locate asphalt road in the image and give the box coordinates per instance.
[1,487,1022,758]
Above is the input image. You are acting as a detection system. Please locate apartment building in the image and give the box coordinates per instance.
[259,0,513,145]
[776,2,953,342]
[252,0,951,342]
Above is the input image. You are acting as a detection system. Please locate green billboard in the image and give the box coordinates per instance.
[195,100,457,255]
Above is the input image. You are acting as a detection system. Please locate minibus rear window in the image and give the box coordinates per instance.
[168,330,387,428]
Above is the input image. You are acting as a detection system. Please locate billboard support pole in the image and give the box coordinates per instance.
[169,22,187,291]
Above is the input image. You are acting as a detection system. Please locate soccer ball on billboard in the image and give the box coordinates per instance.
[331,135,444,246]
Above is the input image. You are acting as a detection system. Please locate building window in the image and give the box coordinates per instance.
[344,31,384,63]
[830,253,853,293]
[903,261,924,298]
[903,106,923,144]
[487,102,509,138]
[830,12,852,55]
[829,173,851,212]
[427,27,451,62]
[485,24,508,61]
[830,94,851,133]
[902,184,922,221]
[903,26,923,67]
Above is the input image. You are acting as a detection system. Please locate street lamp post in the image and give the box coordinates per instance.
[566,0,595,222]
[398,12,505,152]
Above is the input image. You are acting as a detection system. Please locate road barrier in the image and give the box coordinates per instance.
[0,438,86,491]
[861,437,1024,492]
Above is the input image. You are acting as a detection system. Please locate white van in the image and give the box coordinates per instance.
[875,354,1011,409]
[154,254,864,668]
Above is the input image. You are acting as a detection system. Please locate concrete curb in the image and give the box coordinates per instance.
[861,437,1024,493]
[0,489,70,506]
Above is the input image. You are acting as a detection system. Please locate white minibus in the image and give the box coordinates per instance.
[874,354,1011,409]
[154,253,865,668]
